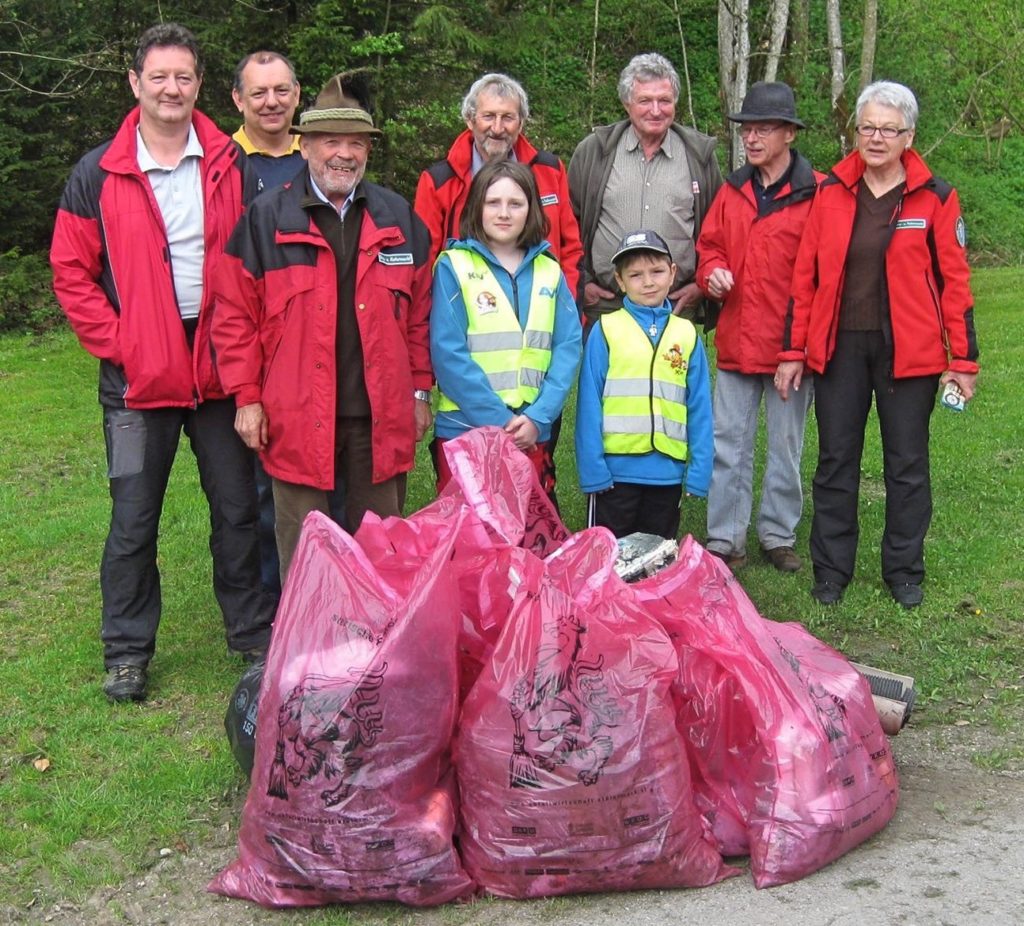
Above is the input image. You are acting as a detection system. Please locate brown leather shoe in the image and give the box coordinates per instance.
[709,548,748,570]
[763,546,802,572]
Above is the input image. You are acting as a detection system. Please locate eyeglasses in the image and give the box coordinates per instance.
[855,124,911,138]
[738,123,783,138]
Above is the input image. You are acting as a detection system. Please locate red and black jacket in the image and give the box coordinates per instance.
[781,148,979,378]
[413,130,583,300]
[50,107,249,408]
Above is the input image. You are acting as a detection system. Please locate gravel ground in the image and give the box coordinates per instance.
[5,720,1022,926]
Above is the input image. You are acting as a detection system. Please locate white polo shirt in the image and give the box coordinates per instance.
[137,126,205,320]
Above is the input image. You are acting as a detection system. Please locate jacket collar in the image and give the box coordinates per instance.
[100,107,235,178]
[830,146,934,194]
[444,129,540,174]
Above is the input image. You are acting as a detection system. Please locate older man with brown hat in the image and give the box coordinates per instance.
[212,73,433,580]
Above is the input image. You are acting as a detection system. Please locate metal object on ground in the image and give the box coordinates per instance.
[614,533,679,582]
[851,662,917,736]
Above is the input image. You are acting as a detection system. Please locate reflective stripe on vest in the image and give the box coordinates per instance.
[437,249,560,412]
[600,309,696,461]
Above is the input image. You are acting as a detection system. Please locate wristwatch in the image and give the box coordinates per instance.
[413,389,432,403]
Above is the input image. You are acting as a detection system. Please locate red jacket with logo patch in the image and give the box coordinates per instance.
[413,130,583,300]
[780,148,979,378]
[50,107,247,408]
[212,174,432,490]
[696,151,823,374]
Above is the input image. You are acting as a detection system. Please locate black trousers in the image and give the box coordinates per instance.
[591,481,683,540]
[100,400,275,667]
[810,331,939,587]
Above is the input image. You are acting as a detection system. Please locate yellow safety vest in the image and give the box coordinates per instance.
[437,248,560,412]
[600,309,696,461]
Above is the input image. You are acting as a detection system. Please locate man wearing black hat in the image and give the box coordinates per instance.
[212,73,433,581]
[695,81,824,573]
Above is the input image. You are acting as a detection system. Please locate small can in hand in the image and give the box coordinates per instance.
[940,380,966,412]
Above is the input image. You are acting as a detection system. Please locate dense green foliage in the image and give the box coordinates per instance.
[1,0,1021,331]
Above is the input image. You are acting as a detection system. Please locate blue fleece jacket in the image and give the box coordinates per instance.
[430,238,582,442]
[575,296,713,495]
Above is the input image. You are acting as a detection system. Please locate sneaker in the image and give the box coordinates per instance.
[889,583,923,609]
[762,546,802,572]
[708,548,748,570]
[104,664,147,703]
[810,581,844,606]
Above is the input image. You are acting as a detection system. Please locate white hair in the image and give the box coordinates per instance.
[856,80,919,129]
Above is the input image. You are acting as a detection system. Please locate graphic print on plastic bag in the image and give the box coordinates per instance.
[267,662,387,807]
[507,611,621,789]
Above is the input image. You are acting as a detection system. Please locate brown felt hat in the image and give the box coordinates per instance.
[291,71,382,136]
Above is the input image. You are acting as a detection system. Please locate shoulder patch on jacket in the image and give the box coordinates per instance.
[425,159,457,190]
[530,149,561,169]
[923,176,954,204]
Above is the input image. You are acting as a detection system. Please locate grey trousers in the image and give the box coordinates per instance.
[705,368,813,556]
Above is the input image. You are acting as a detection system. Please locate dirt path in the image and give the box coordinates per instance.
[5,723,1022,926]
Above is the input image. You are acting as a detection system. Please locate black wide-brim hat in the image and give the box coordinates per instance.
[728,81,805,128]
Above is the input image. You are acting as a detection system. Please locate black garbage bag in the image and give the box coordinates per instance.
[225,661,264,778]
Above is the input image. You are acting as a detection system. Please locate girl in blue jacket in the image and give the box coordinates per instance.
[430,160,582,501]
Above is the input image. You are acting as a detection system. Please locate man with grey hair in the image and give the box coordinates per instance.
[414,72,583,298]
[568,52,722,325]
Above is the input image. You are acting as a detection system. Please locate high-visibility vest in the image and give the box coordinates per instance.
[437,248,560,412]
[600,309,696,461]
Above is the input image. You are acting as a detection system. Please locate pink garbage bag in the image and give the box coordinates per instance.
[635,537,899,888]
[456,528,735,898]
[209,511,473,907]
[438,426,569,555]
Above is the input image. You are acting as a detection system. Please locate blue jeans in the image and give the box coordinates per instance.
[706,369,813,556]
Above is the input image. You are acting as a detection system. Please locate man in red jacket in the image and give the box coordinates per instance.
[213,73,433,582]
[50,24,274,703]
[696,82,823,573]
[413,73,583,300]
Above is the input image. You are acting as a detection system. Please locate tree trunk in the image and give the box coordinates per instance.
[589,0,600,126]
[825,0,849,153]
[859,0,879,93]
[764,0,790,83]
[788,0,809,83]
[668,0,697,128]
[718,0,750,169]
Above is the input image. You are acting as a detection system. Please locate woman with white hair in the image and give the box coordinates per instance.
[775,81,979,609]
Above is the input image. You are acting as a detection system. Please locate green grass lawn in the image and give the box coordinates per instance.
[1,266,1022,913]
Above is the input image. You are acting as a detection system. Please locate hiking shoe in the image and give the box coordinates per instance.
[763,546,802,573]
[889,583,924,609]
[104,665,147,703]
[810,581,844,606]
[709,548,748,570]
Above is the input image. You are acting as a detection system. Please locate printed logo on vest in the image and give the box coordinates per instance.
[540,193,558,206]
[377,251,413,265]
[955,216,967,248]
[476,291,498,314]
[663,343,689,376]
